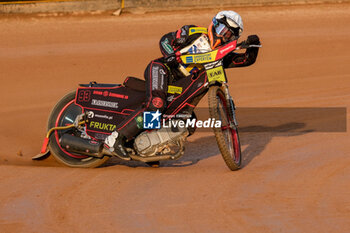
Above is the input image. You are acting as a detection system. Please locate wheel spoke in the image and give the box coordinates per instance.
[209,86,241,170]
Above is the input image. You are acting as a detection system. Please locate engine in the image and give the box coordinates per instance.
[134,122,188,158]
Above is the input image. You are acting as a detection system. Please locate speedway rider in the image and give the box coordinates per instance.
[104,10,261,160]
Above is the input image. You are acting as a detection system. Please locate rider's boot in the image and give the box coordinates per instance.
[104,131,130,160]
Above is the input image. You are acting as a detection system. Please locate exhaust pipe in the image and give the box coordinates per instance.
[60,134,104,158]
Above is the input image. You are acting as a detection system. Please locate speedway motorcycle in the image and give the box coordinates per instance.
[33,36,259,170]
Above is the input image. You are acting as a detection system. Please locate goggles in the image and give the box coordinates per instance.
[215,22,240,42]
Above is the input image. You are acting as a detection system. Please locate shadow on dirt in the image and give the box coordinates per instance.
[102,122,312,168]
[239,122,312,167]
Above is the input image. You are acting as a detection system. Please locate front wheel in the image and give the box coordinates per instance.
[47,91,109,168]
[208,86,242,171]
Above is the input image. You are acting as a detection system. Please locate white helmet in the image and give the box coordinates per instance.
[213,11,244,41]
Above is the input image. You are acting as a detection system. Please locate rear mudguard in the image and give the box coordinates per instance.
[32,150,51,160]
[32,121,86,161]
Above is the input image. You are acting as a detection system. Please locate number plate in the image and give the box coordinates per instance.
[206,66,226,83]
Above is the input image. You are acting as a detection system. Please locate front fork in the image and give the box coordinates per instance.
[221,83,238,126]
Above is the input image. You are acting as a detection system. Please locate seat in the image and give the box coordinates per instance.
[79,81,120,88]
[123,76,146,92]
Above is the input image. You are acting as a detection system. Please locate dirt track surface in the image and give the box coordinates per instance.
[1,4,350,232]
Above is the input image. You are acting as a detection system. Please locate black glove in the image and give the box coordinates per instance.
[238,40,248,48]
[246,35,261,46]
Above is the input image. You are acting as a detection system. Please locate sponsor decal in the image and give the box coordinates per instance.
[78,90,91,102]
[167,95,175,102]
[143,110,161,129]
[206,66,226,83]
[91,99,119,109]
[188,45,198,54]
[194,53,214,63]
[86,111,113,120]
[161,38,174,54]
[95,114,113,120]
[93,90,128,99]
[152,97,164,108]
[219,44,235,55]
[159,68,166,88]
[152,66,159,90]
[159,68,166,76]
[189,27,208,35]
[182,50,218,64]
[87,111,94,118]
[186,56,194,63]
[89,121,117,131]
[93,90,103,95]
[168,85,183,94]
[109,92,128,99]
[135,115,144,129]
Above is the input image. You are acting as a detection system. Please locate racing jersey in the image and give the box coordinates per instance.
[159,25,260,76]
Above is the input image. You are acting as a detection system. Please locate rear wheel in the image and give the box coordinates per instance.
[48,91,109,168]
[208,86,241,170]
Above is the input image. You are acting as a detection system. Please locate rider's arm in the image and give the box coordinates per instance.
[159,32,177,57]
[223,47,259,68]
[159,25,200,57]
[223,35,261,68]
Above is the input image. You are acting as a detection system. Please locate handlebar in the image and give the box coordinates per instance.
[236,44,262,50]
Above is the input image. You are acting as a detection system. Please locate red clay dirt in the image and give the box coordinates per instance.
[0,3,350,232]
